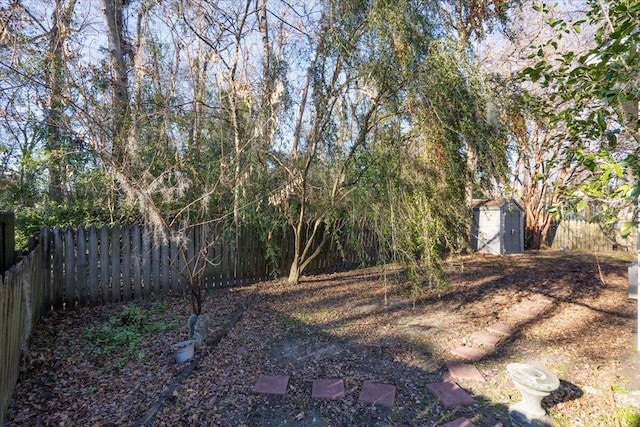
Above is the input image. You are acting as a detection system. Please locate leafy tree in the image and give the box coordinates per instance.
[480,1,600,248]
[270,0,511,286]
[0,1,127,248]
[522,0,639,237]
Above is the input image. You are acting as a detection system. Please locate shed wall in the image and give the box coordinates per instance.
[474,207,502,255]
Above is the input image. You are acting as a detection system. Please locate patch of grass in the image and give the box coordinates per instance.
[295,310,332,324]
[548,410,572,427]
[612,383,629,394]
[616,406,640,427]
[86,303,178,369]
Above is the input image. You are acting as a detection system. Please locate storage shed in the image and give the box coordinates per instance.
[471,199,524,255]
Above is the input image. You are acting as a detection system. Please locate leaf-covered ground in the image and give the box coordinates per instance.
[5,251,640,426]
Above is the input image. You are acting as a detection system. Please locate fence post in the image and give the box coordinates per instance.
[0,212,16,276]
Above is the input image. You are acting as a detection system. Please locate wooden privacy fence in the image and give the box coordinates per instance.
[549,219,638,253]
[1,234,49,424]
[46,223,267,309]
[41,222,375,309]
[1,221,376,422]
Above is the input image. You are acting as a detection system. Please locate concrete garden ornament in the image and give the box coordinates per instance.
[188,314,209,348]
[506,363,560,426]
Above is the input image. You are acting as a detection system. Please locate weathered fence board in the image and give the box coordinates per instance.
[111,225,121,303]
[100,225,110,305]
[64,226,76,308]
[88,226,99,306]
[0,212,16,276]
[52,227,64,309]
[169,236,180,295]
[77,225,88,306]
[142,228,152,298]
[122,226,132,302]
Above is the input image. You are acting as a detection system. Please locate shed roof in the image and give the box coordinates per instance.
[472,198,523,210]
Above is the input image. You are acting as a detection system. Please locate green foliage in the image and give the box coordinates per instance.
[320,2,511,294]
[7,167,134,252]
[615,405,640,427]
[86,303,177,369]
[522,0,640,226]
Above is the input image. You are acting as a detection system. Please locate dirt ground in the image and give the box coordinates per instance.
[5,250,640,426]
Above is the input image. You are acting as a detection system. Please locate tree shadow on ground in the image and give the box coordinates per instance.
[225,252,633,426]
[8,252,629,426]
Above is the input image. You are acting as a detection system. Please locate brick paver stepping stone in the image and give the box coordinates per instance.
[358,382,396,407]
[487,322,513,337]
[470,331,501,347]
[426,381,476,408]
[443,417,476,427]
[451,346,486,361]
[446,362,486,382]
[312,379,345,400]
[514,302,545,318]
[252,375,289,395]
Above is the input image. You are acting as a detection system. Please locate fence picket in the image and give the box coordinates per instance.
[111,225,121,303]
[88,225,99,306]
[0,274,9,421]
[77,225,88,307]
[161,238,170,295]
[186,226,195,289]
[242,227,250,286]
[169,235,180,295]
[52,226,63,309]
[222,232,230,287]
[152,236,160,295]
[64,225,76,309]
[36,228,49,316]
[121,225,132,302]
[132,224,142,300]
[100,225,110,304]
[142,228,152,298]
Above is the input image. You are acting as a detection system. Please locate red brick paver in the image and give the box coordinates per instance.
[443,417,476,427]
[487,322,513,337]
[470,331,501,347]
[358,382,396,407]
[252,375,289,395]
[311,379,345,400]
[446,362,486,382]
[426,381,476,408]
[451,346,487,361]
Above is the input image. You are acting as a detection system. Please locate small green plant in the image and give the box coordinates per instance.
[612,383,629,394]
[86,303,177,369]
[616,406,640,427]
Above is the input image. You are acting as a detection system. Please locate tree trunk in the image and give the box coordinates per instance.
[287,257,300,285]
[46,0,76,201]
[100,0,130,163]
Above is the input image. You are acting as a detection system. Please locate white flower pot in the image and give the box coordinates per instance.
[172,340,195,364]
